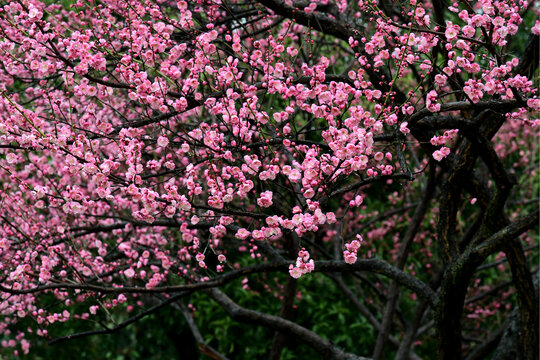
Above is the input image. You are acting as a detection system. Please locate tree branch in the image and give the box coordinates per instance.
[206,288,371,360]
[48,291,190,345]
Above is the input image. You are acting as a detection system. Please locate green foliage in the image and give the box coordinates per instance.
[42,0,77,6]
[188,272,376,360]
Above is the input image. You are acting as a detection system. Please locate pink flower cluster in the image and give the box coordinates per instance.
[257,190,273,208]
[432,147,451,162]
[289,249,315,279]
[426,90,441,112]
[344,236,363,264]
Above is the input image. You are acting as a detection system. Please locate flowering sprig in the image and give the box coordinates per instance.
[344,235,363,264]
[289,249,315,279]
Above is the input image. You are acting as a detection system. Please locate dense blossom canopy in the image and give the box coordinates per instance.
[0,0,538,358]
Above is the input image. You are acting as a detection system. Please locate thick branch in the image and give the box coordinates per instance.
[474,211,539,258]
[407,99,518,126]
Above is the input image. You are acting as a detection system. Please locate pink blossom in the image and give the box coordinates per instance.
[124,268,135,278]
[235,228,251,240]
[426,90,441,112]
[533,21,540,36]
[445,25,458,41]
[289,266,303,279]
[432,148,450,162]
[288,249,315,279]
[344,250,357,264]
[195,253,205,262]
[400,122,410,134]
[257,191,273,207]
[303,188,315,199]
[326,212,337,223]
[289,169,302,182]
[6,153,17,164]
[157,136,169,147]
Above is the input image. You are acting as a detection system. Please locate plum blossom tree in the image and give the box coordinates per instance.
[0,0,538,359]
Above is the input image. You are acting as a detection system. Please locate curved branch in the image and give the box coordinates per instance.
[315,260,438,305]
[407,99,519,126]
[0,260,437,304]
[474,210,539,259]
[206,288,370,360]
[48,291,191,345]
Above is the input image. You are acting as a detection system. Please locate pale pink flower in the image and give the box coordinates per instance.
[344,251,357,264]
[157,136,169,147]
[124,268,135,278]
[533,21,540,36]
[6,153,17,164]
[235,228,251,240]
[400,122,410,134]
[257,191,273,207]
[445,25,459,41]
[289,266,303,279]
